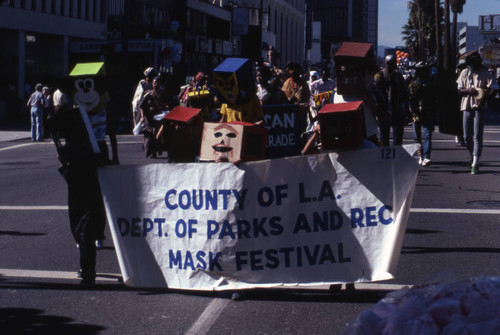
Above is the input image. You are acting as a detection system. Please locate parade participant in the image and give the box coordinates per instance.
[310,69,336,96]
[303,42,383,156]
[106,87,120,165]
[178,76,194,107]
[456,51,498,174]
[132,67,157,128]
[334,42,383,147]
[408,61,440,166]
[26,83,47,142]
[52,77,72,115]
[185,71,218,122]
[42,86,53,139]
[139,76,170,158]
[282,61,311,106]
[214,57,263,124]
[374,54,411,146]
[308,70,319,89]
[256,64,287,105]
[45,106,105,286]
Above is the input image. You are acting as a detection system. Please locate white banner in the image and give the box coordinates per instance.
[98,145,419,290]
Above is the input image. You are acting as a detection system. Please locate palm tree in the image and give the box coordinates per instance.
[403,1,437,61]
[450,0,466,69]
[435,0,443,67]
[443,0,450,69]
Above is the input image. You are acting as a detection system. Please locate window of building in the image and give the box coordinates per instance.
[77,0,82,19]
[274,9,277,34]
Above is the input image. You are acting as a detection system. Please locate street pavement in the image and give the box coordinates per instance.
[1,113,500,334]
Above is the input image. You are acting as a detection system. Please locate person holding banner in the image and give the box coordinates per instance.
[311,69,336,110]
[310,69,336,96]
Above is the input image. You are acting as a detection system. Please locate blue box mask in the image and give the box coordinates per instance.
[213,58,256,105]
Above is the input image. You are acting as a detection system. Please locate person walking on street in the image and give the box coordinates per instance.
[27,83,47,141]
[456,51,498,174]
[408,61,439,166]
[132,67,157,128]
[374,55,410,146]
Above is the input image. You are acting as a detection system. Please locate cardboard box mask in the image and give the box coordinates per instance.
[213,58,256,105]
[200,122,267,162]
[334,42,374,97]
[318,101,365,151]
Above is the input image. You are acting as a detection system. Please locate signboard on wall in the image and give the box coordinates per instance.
[233,8,249,36]
[479,15,500,32]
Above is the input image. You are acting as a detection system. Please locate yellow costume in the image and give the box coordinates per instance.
[219,94,263,123]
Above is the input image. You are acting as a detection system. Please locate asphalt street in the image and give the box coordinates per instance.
[1,114,500,334]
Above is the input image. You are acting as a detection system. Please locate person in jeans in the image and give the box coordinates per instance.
[26,83,47,141]
[408,61,439,166]
[456,51,498,174]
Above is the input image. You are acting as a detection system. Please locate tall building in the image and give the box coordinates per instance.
[459,25,484,57]
[306,0,378,63]
[0,1,107,103]
[233,0,305,68]
[0,0,307,120]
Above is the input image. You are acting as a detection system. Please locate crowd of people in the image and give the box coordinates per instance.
[27,43,498,287]
[128,48,499,173]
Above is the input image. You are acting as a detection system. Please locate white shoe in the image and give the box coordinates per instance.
[422,158,431,166]
[418,157,423,165]
[95,240,104,250]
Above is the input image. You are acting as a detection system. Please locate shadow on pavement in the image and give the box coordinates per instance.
[0,307,105,334]
[402,246,500,254]
[217,288,388,303]
[0,230,47,236]
[0,278,393,303]
[405,228,443,235]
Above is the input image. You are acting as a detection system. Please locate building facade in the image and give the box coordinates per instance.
[0,0,107,104]
[306,0,378,63]
[0,0,306,119]
[459,25,484,57]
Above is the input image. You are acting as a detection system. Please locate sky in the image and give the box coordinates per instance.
[378,0,500,47]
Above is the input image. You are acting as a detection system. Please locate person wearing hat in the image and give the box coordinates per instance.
[132,67,158,128]
[26,83,47,141]
[308,70,319,89]
[456,51,498,174]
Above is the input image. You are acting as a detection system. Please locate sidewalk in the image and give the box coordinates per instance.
[0,116,31,142]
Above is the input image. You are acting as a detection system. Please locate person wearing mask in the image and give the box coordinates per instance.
[456,51,498,174]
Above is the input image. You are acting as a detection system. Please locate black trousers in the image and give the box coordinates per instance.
[66,159,106,280]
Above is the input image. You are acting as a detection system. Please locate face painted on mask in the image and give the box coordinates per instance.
[74,78,100,113]
[213,73,239,105]
[211,124,239,160]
